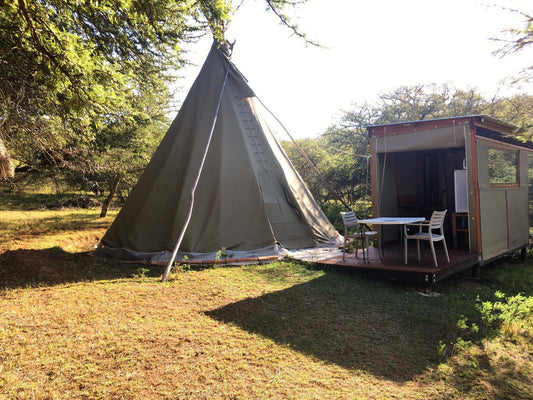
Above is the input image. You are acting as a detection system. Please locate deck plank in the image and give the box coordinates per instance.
[317,244,479,282]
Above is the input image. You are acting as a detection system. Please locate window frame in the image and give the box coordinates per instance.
[487,144,520,188]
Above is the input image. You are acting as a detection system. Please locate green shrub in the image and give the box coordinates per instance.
[483,262,533,295]
[319,200,372,233]
[477,291,533,338]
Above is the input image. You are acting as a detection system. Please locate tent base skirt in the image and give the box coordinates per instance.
[93,239,343,266]
[93,244,283,265]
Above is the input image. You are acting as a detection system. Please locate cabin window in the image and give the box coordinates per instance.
[488,147,518,185]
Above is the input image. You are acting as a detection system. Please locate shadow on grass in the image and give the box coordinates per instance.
[0,247,164,289]
[431,338,533,400]
[480,258,533,296]
[206,272,451,383]
[0,192,104,211]
[1,216,111,238]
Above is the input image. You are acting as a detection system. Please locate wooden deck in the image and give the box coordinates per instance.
[317,243,480,285]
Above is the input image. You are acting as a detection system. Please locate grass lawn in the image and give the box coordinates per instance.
[0,202,532,399]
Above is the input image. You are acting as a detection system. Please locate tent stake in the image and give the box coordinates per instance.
[161,63,231,282]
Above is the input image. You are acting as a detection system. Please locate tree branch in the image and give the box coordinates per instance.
[265,0,320,47]
[17,0,85,101]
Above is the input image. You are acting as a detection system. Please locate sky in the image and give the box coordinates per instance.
[176,0,533,139]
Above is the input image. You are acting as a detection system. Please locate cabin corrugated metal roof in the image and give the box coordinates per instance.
[366,114,531,150]
[365,114,515,129]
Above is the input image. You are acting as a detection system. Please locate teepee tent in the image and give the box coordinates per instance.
[95,41,341,265]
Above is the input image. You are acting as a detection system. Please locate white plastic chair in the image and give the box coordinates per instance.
[340,211,378,262]
[403,210,450,267]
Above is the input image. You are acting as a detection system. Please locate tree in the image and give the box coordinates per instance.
[0,0,313,211]
[319,114,372,205]
[490,94,533,140]
[372,84,490,124]
[0,0,313,168]
[0,1,231,170]
[493,7,533,82]
[282,107,373,209]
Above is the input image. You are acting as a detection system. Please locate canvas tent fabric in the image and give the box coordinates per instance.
[95,41,341,264]
[372,124,469,154]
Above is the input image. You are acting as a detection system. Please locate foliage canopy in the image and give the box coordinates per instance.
[0,0,232,167]
[493,7,533,83]
[0,0,312,204]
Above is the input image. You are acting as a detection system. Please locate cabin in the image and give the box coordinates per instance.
[366,115,532,267]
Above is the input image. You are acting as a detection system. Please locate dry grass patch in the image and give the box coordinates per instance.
[1,266,427,399]
[0,209,116,251]
[0,207,532,399]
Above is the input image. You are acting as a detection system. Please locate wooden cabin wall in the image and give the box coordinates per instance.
[476,140,529,262]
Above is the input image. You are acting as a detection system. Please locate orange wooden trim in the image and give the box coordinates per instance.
[452,213,469,250]
[181,260,202,265]
[517,150,521,185]
[119,256,277,266]
[474,119,518,136]
[258,255,280,262]
[476,135,532,153]
[175,255,278,266]
[368,115,519,138]
[471,126,482,254]
[481,138,521,186]
[369,138,376,217]
[506,191,510,248]
[368,118,471,137]
[236,257,260,263]
[489,183,520,188]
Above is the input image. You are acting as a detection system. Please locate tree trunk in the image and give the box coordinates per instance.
[0,140,14,179]
[53,175,61,194]
[100,173,122,218]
